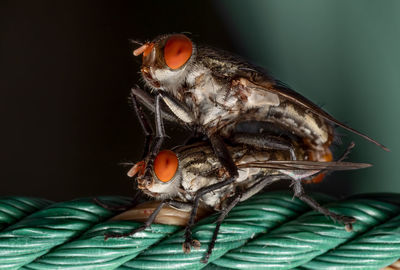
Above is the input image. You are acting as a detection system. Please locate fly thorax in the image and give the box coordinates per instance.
[180,160,215,193]
[186,69,241,127]
[181,174,231,209]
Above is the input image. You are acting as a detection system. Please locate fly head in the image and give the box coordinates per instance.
[128,150,182,200]
[134,34,197,96]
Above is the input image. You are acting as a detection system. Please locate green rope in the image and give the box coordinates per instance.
[0,192,399,270]
[0,197,53,231]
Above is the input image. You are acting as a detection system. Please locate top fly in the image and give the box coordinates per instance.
[132,33,388,150]
[131,33,388,179]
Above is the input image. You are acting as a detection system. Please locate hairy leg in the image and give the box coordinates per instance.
[232,132,296,160]
[104,200,167,240]
[183,176,237,254]
[130,93,154,159]
[292,180,355,231]
[201,174,286,263]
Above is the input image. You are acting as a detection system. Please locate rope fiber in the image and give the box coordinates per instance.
[0,192,399,270]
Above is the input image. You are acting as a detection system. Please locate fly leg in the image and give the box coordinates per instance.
[136,91,196,182]
[104,200,167,240]
[183,176,237,254]
[201,194,241,264]
[95,93,148,211]
[314,141,356,179]
[140,94,168,182]
[201,174,286,263]
[131,87,178,123]
[291,180,356,231]
[158,92,195,125]
[130,92,154,159]
[232,133,296,160]
[183,127,205,145]
[337,141,355,162]
[94,92,153,211]
[209,133,239,178]
[180,122,242,241]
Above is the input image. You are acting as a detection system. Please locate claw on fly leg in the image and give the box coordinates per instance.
[105,201,166,240]
[292,179,356,230]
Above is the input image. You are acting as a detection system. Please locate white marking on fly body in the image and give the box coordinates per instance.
[281,105,328,144]
[189,68,219,104]
[235,154,269,181]
[284,117,298,128]
[145,176,180,199]
[185,65,209,86]
[279,169,319,181]
[153,67,188,97]
[244,88,280,109]
[201,105,239,127]
[303,113,327,143]
[180,159,218,193]
[301,127,312,135]
[237,168,250,182]
[202,190,228,209]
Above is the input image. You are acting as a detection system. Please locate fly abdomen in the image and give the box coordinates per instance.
[267,102,334,147]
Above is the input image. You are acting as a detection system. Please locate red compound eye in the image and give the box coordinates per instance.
[164,35,193,70]
[153,150,179,182]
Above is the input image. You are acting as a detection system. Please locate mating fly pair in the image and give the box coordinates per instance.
[109,33,387,261]
[110,95,370,263]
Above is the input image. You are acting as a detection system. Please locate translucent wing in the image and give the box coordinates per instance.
[237,73,388,151]
[238,160,371,171]
[238,160,371,181]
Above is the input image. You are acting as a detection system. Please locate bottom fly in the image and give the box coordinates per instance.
[110,140,370,263]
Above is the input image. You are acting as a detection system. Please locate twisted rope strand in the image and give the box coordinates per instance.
[120,192,330,270]
[0,196,133,269]
[301,213,400,269]
[0,192,398,270]
[0,197,53,231]
[212,198,400,269]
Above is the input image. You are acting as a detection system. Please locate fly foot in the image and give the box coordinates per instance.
[192,239,201,249]
[329,213,356,232]
[182,239,201,254]
[342,216,356,232]
[183,225,201,254]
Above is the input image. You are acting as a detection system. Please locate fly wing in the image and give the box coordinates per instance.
[237,73,388,151]
[237,160,372,171]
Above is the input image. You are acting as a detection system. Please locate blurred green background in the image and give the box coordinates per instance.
[216,0,400,195]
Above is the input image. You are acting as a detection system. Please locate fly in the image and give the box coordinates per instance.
[131,34,389,152]
[115,140,369,263]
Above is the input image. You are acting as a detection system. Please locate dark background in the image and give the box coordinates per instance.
[1,1,399,201]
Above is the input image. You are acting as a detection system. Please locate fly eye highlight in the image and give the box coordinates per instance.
[164,35,193,70]
[153,150,179,182]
